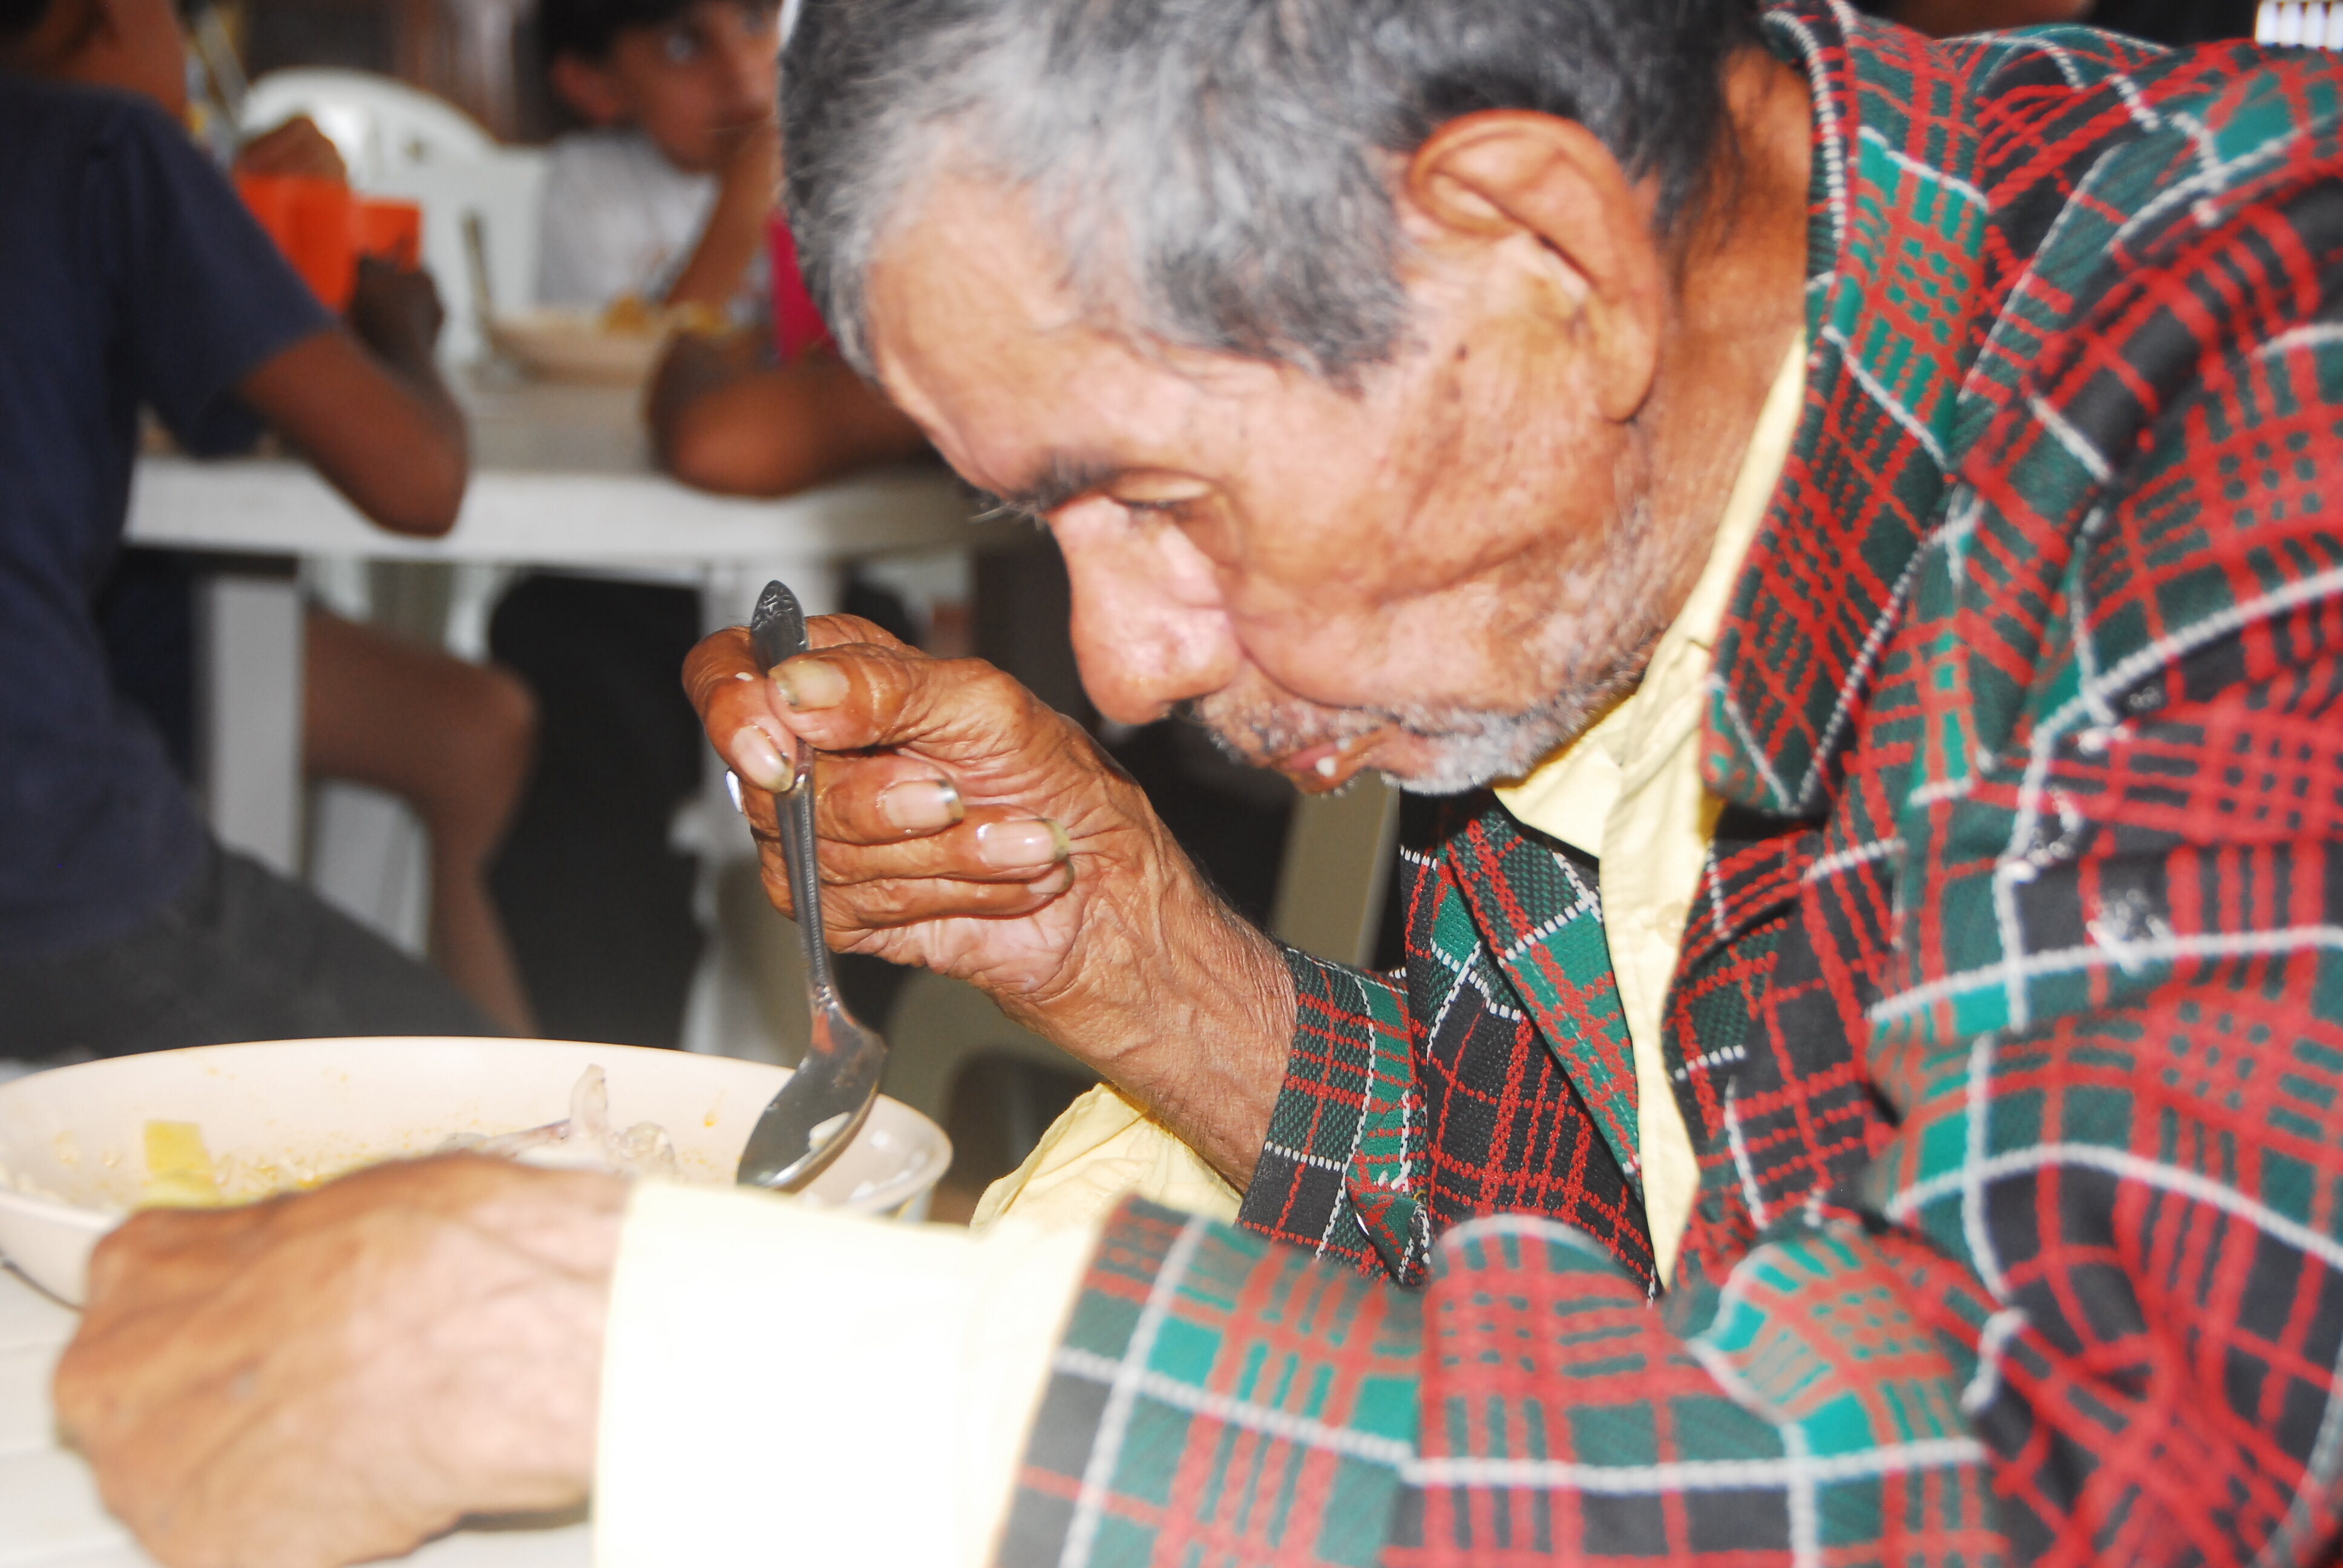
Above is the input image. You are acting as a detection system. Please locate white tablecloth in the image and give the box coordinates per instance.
[0,1266,590,1567]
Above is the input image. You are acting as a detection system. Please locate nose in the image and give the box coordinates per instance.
[1054,501,1242,726]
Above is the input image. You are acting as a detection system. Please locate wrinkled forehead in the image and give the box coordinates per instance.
[861,165,1147,379]
[860,173,1260,487]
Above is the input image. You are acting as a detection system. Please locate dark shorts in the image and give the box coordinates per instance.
[0,840,497,1058]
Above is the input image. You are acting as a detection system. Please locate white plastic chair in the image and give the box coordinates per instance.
[237,68,548,364]
[241,67,494,184]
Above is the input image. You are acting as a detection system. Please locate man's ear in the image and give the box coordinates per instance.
[1399,111,1665,425]
[548,52,629,125]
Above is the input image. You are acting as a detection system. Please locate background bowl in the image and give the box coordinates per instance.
[0,1037,950,1305]
[485,309,667,385]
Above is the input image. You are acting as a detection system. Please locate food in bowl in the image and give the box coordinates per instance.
[0,1038,951,1304]
[597,292,727,338]
[486,295,730,385]
[123,1067,680,1213]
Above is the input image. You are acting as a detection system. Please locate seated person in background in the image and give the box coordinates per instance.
[0,0,511,1051]
[99,111,542,1037]
[534,0,926,492]
[535,0,779,319]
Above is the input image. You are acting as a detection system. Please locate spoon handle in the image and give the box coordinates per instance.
[779,753,837,996]
[749,582,838,999]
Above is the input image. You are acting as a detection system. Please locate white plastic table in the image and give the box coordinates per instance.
[0,1263,591,1567]
[125,372,988,880]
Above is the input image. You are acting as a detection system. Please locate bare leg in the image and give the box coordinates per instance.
[303,610,540,1035]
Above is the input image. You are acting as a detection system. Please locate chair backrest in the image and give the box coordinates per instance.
[241,68,496,186]
[238,70,546,363]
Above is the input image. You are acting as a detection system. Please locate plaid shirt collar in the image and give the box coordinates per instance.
[1702,0,1988,820]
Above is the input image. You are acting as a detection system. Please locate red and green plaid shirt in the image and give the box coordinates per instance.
[1003,4,2343,1564]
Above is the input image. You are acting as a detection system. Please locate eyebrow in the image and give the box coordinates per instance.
[981,456,1122,520]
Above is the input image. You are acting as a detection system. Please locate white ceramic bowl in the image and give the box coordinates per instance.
[485,309,667,385]
[0,1037,949,1305]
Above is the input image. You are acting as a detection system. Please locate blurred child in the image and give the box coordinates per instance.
[483,0,887,1045]
[0,0,535,1048]
[536,0,780,318]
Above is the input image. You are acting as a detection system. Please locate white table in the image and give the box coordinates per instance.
[0,1264,590,1567]
[126,373,991,878]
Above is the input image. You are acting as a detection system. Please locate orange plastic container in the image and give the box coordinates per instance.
[237,174,422,310]
[353,198,422,270]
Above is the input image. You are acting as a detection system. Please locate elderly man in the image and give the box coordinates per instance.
[50,0,2343,1564]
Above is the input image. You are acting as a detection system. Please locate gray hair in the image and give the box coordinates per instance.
[781,0,1759,382]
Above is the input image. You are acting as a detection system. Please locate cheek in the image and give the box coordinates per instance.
[1217,601,1409,714]
[636,79,721,158]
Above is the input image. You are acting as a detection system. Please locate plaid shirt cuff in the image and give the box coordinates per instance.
[1237,946,1429,1278]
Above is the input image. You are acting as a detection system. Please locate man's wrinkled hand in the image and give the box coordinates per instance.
[683,616,1293,1173]
[684,615,1186,1004]
[54,1156,623,1568]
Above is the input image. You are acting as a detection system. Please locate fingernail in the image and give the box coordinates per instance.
[773,658,847,710]
[878,777,962,833]
[729,728,790,792]
[976,818,1067,870]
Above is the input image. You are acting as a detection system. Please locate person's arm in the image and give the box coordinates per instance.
[661,117,776,314]
[240,259,468,538]
[53,1157,1098,1568]
[684,616,1295,1184]
[647,332,929,495]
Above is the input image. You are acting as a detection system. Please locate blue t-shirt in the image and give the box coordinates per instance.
[0,75,329,962]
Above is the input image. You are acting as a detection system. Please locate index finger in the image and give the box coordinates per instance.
[763,633,1047,772]
[681,613,916,789]
[682,624,801,793]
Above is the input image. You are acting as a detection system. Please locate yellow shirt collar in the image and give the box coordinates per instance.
[1492,332,1807,1282]
[1495,334,1808,855]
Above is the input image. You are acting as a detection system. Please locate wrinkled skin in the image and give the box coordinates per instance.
[53,1158,621,1568]
[684,614,1296,1180]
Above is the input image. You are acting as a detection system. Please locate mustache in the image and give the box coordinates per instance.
[1174,634,1652,794]
[1174,693,1384,765]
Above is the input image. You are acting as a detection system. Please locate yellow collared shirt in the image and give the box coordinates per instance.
[1493,333,1807,1281]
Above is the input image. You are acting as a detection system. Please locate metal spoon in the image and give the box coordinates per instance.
[734,581,888,1191]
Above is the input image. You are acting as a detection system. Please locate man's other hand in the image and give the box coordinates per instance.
[684,617,1296,1183]
[54,1156,623,1568]
[233,116,348,185]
